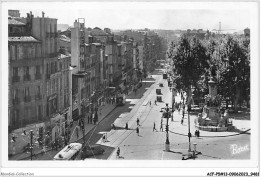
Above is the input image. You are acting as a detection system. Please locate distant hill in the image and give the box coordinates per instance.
[57,24,70,32]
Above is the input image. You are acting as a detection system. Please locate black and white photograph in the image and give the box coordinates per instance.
[1,1,259,177]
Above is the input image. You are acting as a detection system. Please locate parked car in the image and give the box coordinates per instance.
[80,145,105,159]
[157,96,162,102]
[156,89,162,95]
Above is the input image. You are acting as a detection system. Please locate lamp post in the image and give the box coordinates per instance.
[160,103,170,152]
[30,130,33,160]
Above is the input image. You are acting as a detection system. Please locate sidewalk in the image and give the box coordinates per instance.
[161,88,251,138]
[169,111,251,138]
[9,103,116,160]
[69,103,116,143]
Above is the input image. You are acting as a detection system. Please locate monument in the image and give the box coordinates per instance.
[196,76,233,132]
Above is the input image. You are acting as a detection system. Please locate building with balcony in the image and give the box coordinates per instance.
[8,10,69,155]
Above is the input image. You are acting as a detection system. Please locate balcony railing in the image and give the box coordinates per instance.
[24,96,31,103]
[12,98,20,105]
[35,94,42,100]
[12,76,20,83]
[23,74,31,81]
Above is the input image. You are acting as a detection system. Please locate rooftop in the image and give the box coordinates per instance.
[8,36,40,43]
[8,18,25,25]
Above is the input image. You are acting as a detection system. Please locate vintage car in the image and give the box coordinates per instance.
[156,89,162,95]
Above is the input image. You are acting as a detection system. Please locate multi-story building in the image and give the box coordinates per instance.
[8,16,43,131]
[8,10,71,155]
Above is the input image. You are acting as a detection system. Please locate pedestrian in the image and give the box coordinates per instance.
[153,122,157,131]
[116,147,120,158]
[102,134,106,143]
[136,127,139,136]
[181,118,184,125]
[160,120,163,131]
[136,118,140,126]
[154,100,157,105]
[195,130,198,137]
[197,130,200,137]
[125,122,128,130]
[111,123,116,130]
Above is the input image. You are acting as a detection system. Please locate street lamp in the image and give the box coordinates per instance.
[30,130,33,160]
[160,103,171,152]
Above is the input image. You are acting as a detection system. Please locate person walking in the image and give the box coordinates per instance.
[136,118,140,126]
[149,101,152,106]
[182,106,185,119]
[111,123,115,130]
[181,118,184,125]
[102,134,106,143]
[116,147,120,158]
[160,119,163,131]
[154,100,157,105]
[125,122,128,130]
[136,127,139,136]
[195,130,198,137]
[153,122,157,131]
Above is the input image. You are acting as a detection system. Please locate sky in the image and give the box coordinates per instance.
[6,2,254,31]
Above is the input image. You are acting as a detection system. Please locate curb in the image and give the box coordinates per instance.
[169,129,251,138]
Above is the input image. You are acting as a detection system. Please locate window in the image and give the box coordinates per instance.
[36,105,42,120]
[51,62,54,74]
[11,45,16,60]
[27,46,32,58]
[13,67,18,77]
[24,66,30,81]
[37,85,41,95]
[17,45,23,60]
[13,89,19,99]
[24,87,30,97]
[12,109,19,126]
[35,65,41,79]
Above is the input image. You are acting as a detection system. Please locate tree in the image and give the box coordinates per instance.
[209,35,250,112]
[168,36,210,105]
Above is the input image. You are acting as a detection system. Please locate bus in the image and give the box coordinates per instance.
[53,143,82,160]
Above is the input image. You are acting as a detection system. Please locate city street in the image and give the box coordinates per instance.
[22,69,250,160]
[83,69,250,160]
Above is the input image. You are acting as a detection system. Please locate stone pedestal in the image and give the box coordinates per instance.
[165,143,170,152]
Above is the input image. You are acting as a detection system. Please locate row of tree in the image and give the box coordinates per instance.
[167,34,250,112]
